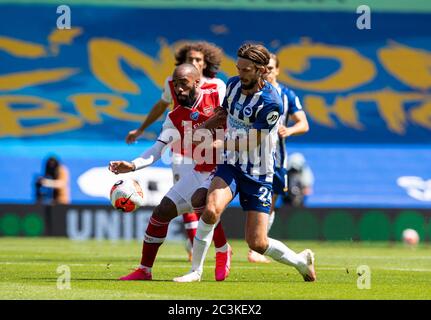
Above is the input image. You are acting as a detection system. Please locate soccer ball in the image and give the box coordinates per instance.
[402,228,419,246]
[110,179,144,213]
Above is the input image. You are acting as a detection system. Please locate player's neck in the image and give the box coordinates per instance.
[270,80,279,88]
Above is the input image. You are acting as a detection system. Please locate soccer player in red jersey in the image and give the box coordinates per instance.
[109,64,231,281]
[126,42,226,261]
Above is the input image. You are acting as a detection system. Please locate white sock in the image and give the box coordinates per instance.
[267,211,275,232]
[138,265,151,273]
[263,238,306,269]
[215,243,228,253]
[192,218,216,274]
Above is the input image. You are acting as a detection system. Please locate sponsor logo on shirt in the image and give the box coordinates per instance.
[266,111,279,125]
[234,102,243,111]
[243,106,253,117]
[203,106,213,116]
[190,111,200,121]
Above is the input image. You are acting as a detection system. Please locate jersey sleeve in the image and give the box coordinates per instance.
[157,114,177,144]
[253,103,282,131]
[286,89,303,116]
[160,77,173,104]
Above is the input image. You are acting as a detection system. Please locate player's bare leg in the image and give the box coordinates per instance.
[192,187,232,281]
[248,194,277,264]
[174,177,233,282]
[246,210,316,282]
[119,197,178,281]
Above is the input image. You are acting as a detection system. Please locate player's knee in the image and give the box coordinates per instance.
[191,188,207,209]
[201,205,219,224]
[153,198,177,221]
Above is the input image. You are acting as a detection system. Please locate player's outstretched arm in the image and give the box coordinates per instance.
[125,99,170,144]
[109,140,167,175]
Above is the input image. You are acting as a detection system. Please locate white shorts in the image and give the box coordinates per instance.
[166,169,212,214]
[171,153,194,184]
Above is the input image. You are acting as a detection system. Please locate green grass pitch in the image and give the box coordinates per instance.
[1,238,430,300]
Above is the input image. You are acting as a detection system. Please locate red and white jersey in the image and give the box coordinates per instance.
[157,83,223,172]
[161,76,226,105]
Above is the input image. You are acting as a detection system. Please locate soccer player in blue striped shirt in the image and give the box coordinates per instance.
[174,43,316,283]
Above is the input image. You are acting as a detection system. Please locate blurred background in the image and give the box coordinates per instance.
[0,0,430,242]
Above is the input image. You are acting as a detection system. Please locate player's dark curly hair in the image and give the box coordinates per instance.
[175,41,223,78]
[237,43,270,67]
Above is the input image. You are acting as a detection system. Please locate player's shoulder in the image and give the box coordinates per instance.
[279,84,298,101]
[201,81,218,91]
[262,82,283,112]
[278,84,303,112]
[203,77,226,88]
[201,82,221,102]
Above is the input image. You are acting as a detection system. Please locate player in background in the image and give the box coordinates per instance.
[248,53,310,263]
[126,42,226,260]
[110,64,232,281]
[174,43,316,283]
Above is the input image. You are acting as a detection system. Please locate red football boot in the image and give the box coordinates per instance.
[215,244,232,281]
[119,268,152,281]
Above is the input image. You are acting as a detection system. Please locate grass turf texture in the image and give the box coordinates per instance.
[1,238,430,300]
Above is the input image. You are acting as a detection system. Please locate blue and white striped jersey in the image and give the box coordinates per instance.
[222,76,283,182]
[274,84,304,169]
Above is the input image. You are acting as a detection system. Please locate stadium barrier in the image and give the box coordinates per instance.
[0,205,430,242]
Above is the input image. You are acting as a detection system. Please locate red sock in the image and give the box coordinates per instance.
[140,216,169,267]
[213,221,227,249]
[182,212,199,245]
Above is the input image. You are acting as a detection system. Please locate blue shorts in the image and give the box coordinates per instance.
[273,167,288,196]
[214,164,273,214]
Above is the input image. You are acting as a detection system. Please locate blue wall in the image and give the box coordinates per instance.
[0,5,430,207]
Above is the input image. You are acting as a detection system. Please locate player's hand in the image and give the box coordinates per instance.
[203,107,227,130]
[214,107,227,120]
[125,129,143,144]
[195,137,224,150]
[278,125,290,138]
[211,138,224,150]
[214,106,226,115]
[109,161,135,174]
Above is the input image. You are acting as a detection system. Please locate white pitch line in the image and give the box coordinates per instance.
[2,262,431,273]
[327,256,431,260]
